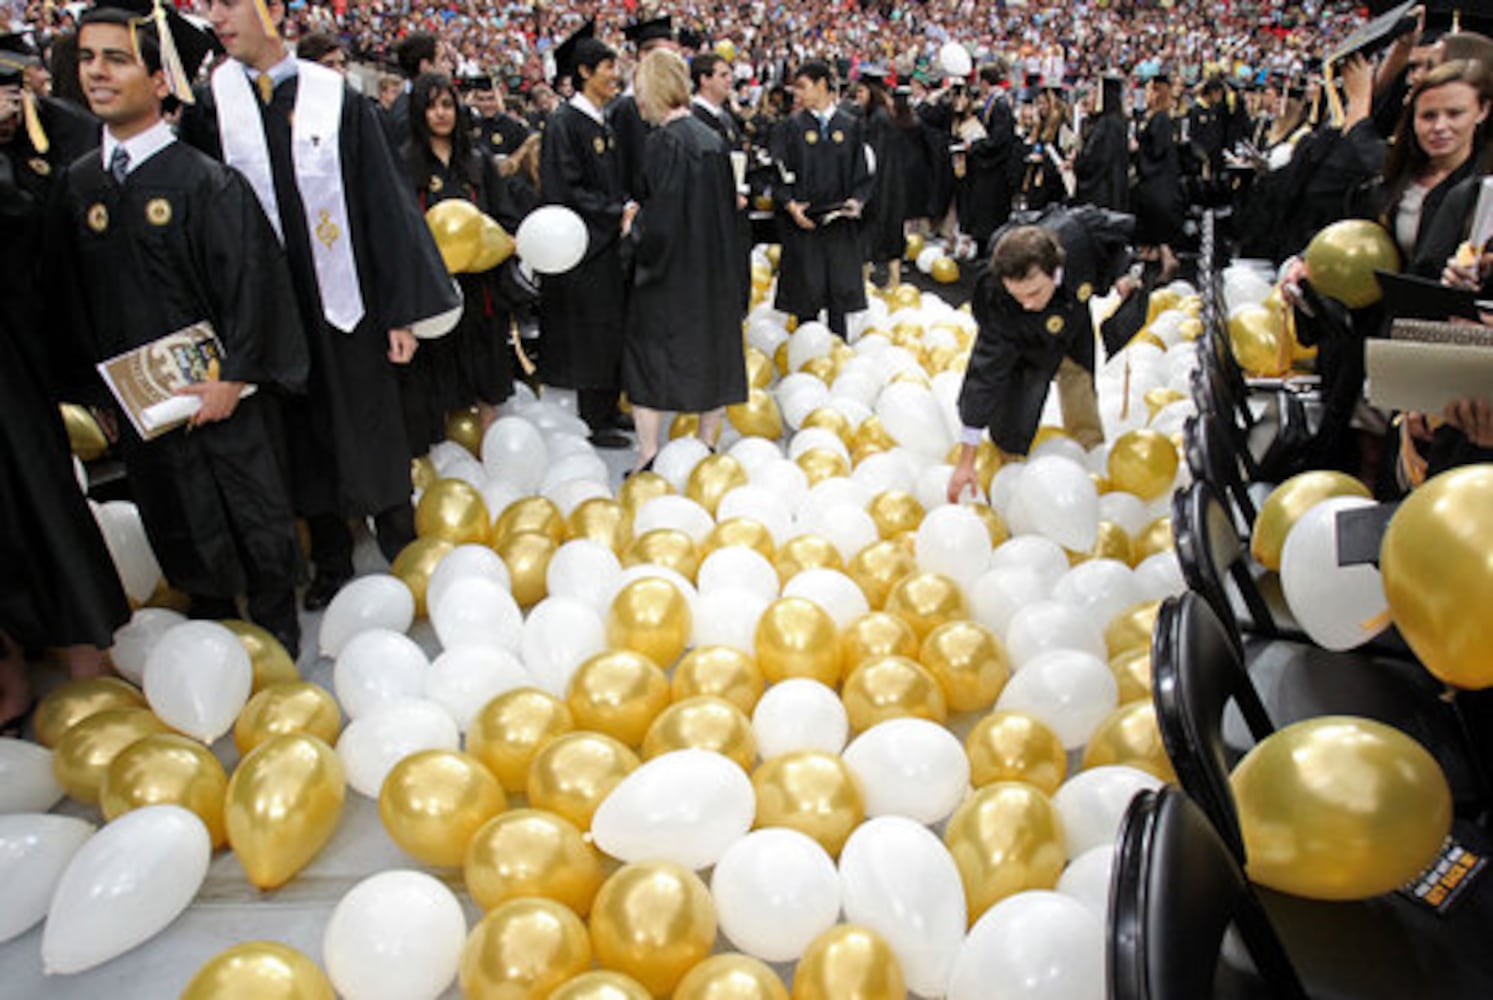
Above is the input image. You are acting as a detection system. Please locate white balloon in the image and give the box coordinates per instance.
[876,382,953,458]
[712,828,841,963]
[779,380,832,430]
[334,629,430,719]
[1015,456,1099,551]
[997,649,1117,749]
[1030,435,1088,466]
[647,437,709,493]
[804,475,870,516]
[749,459,811,513]
[426,544,511,614]
[915,246,944,274]
[1053,766,1163,857]
[429,441,473,473]
[0,738,64,814]
[520,597,607,697]
[842,719,969,825]
[1057,846,1116,921]
[1281,497,1390,651]
[42,805,209,974]
[839,816,967,997]
[110,608,187,686]
[1052,559,1143,629]
[939,40,973,77]
[915,505,992,587]
[988,463,1025,520]
[425,647,529,731]
[789,427,851,464]
[1096,491,1149,536]
[319,574,416,657]
[752,679,849,758]
[546,539,623,611]
[633,494,715,544]
[692,588,768,652]
[143,621,253,743]
[831,370,882,411]
[591,750,755,869]
[541,452,610,492]
[93,501,163,604]
[0,813,94,944]
[430,575,523,653]
[716,484,793,546]
[323,870,466,1000]
[726,438,785,476]
[544,431,596,462]
[515,204,587,274]
[545,477,612,518]
[914,463,958,512]
[1133,551,1187,601]
[698,547,780,602]
[946,890,1105,1000]
[969,566,1046,638]
[336,700,460,798]
[480,416,548,492]
[988,535,1071,594]
[793,503,878,562]
[1005,601,1108,668]
[851,451,918,495]
[787,322,835,371]
[441,456,486,491]
[783,568,870,629]
[479,479,522,526]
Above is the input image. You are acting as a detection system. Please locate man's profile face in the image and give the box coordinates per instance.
[1002,266,1058,313]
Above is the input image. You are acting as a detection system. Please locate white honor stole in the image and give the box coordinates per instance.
[212,59,366,333]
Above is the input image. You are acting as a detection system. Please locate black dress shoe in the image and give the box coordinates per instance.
[588,429,632,449]
[303,572,351,612]
[611,412,636,432]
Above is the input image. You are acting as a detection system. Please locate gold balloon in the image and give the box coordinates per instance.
[801,356,839,384]
[1250,470,1371,572]
[378,749,506,867]
[225,734,346,890]
[605,577,693,670]
[414,478,490,545]
[643,696,757,771]
[966,502,1010,548]
[549,971,654,1000]
[1145,288,1181,325]
[755,597,842,687]
[964,711,1067,795]
[389,536,455,618]
[1107,429,1180,501]
[467,687,575,793]
[687,454,749,516]
[774,534,844,586]
[919,620,1010,712]
[845,539,916,610]
[867,491,925,540]
[675,954,789,1000]
[773,342,791,377]
[670,412,702,440]
[234,681,342,756]
[752,750,864,857]
[727,388,784,439]
[765,244,781,268]
[673,646,764,713]
[792,924,905,1000]
[841,611,920,676]
[618,472,674,519]
[745,347,773,390]
[930,256,960,284]
[180,941,334,1000]
[446,407,485,455]
[425,199,484,272]
[1077,520,1133,566]
[566,649,671,747]
[494,530,555,607]
[221,619,301,693]
[1031,425,1069,449]
[1082,701,1177,782]
[567,497,633,556]
[624,528,700,582]
[1303,218,1400,309]
[1110,648,1154,705]
[795,447,850,485]
[944,782,1066,922]
[853,416,897,454]
[904,233,926,261]
[52,706,170,804]
[888,368,930,388]
[470,214,516,272]
[801,407,853,446]
[1104,599,1161,660]
[60,403,109,461]
[1144,387,1187,419]
[1381,465,1493,689]
[34,676,146,749]
[464,808,607,915]
[100,732,229,846]
[841,656,948,732]
[703,517,777,561]
[1131,516,1175,563]
[493,495,567,547]
[884,571,969,639]
[1232,716,1452,900]
[527,731,639,830]
[1227,303,1289,377]
[411,455,438,493]
[460,898,593,1000]
[589,862,717,997]
[890,283,921,310]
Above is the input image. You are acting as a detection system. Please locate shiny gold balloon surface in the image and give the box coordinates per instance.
[589,861,717,997]
[703,518,777,561]
[1381,465,1493,689]
[180,941,334,1000]
[884,572,969,639]
[464,808,606,915]
[845,539,916,611]
[467,687,575,793]
[727,388,785,439]
[414,478,490,545]
[944,782,1066,921]
[1250,470,1371,572]
[752,750,864,857]
[919,620,1010,712]
[841,612,920,675]
[411,455,438,493]
[930,256,960,284]
[470,214,516,272]
[1231,716,1452,900]
[795,448,850,486]
[567,498,633,556]
[225,734,346,890]
[527,731,640,830]
[675,954,789,1000]
[494,530,556,607]
[965,711,1067,795]
[53,705,169,804]
[234,681,342,756]
[378,749,506,867]
[642,696,757,771]
[1107,429,1179,501]
[445,407,485,456]
[605,577,693,670]
[389,536,455,618]
[1104,600,1161,660]
[867,491,924,540]
[745,349,773,391]
[672,646,764,714]
[549,971,654,1000]
[425,198,484,272]
[801,407,853,445]
[687,454,749,516]
[755,597,842,687]
[1131,516,1175,563]
[1144,387,1187,419]
[566,650,671,747]
[774,534,844,586]
[792,925,906,1000]
[1227,304,1289,377]
[618,471,674,518]
[801,356,839,384]
[493,495,567,547]
[35,676,147,749]
[841,656,948,732]
[1082,701,1177,782]
[1072,520,1132,567]
[460,898,593,1000]
[853,416,897,454]
[904,233,926,261]
[966,502,1010,547]
[890,283,921,310]
[624,528,700,582]
[101,732,229,846]
[1110,649,1154,705]
[1303,218,1399,308]
[221,619,300,693]
[60,403,109,461]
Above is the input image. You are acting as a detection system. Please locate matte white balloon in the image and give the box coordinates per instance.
[988,464,1026,520]
[1052,560,1143,632]
[697,547,780,603]
[143,621,253,742]
[430,575,523,653]
[752,679,849,758]
[716,484,793,546]
[479,480,522,526]
[0,813,94,944]
[946,890,1105,1000]
[336,700,461,798]
[1005,600,1108,668]
[1280,496,1390,651]
[1097,491,1149,536]
[0,737,65,814]
[480,416,547,492]
[793,503,878,562]
[541,452,610,493]
[787,321,835,372]
[319,575,416,657]
[711,828,841,962]
[784,568,870,629]
[988,535,1070,592]
[1057,846,1116,921]
[726,438,785,476]
[969,566,1046,638]
[1015,456,1099,551]
[333,629,430,720]
[651,437,714,493]
[1052,766,1163,857]
[323,869,466,1000]
[851,451,918,495]
[591,750,755,869]
[749,459,810,514]
[692,588,768,653]
[1133,551,1187,601]
[915,505,992,587]
[633,493,715,544]
[546,539,623,611]
[426,545,511,615]
[110,608,186,686]
[520,596,607,697]
[790,427,851,463]
[425,646,529,731]
[804,476,871,517]
[514,204,587,274]
[997,649,1117,749]
[841,719,969,825]
[876,382,952,458]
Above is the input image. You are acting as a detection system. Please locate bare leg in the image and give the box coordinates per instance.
[0,632,31,724]
[887,258,902,289]
[477,400,500,429]
[633,406,663,471]
[698,409,724,450]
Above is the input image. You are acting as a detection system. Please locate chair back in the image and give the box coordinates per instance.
[1172,481,1283,647]
[1183,413,1259,528]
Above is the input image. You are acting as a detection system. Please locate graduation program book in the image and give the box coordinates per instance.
[95,321,227,440]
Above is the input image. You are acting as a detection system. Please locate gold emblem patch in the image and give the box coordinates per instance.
[1076,282,1093,303]
[594,135,606,154]
[315,209,341,250]
[805,130,819,145]
[86,203,108,233]
[831,129,844,144]
[494,132,504,146]
[1046,315,1065,335]
[145,198,172,226]
[29,157,50,176]
[430,175,444,193]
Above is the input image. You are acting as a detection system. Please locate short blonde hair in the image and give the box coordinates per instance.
[634,48,690,124]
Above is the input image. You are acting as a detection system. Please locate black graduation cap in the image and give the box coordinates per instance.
[1150,71,1173,86]
[456,70,495,93]
[1425,0,1493,39]
[1327,0,1418,64]
[623,14,672,46]
[677,27,703,51]
[84,0,218,91]
[1097,73,1125,113]
[552,18,597,84]
[0,30,39,82]
[858,65,888,84]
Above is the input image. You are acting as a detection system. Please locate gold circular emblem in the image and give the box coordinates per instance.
[805,130,819,145]
[430,175,444,193]
[29,157,50,176]
[145,198,172,226]
[594,135,606,154]
[1046,315,1065,335]
[494,131,504,146]
[1076,282,1093,303]
[86,203,109,233]
[831,129,845,144]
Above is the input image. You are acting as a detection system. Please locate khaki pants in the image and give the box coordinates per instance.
[1056,358,1104,449]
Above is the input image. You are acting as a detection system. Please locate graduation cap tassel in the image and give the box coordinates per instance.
[21,90,48,154]
[251,0,279,41]
[1323,60,1344,129]
[152,0,196,105]
[509,319,536,377]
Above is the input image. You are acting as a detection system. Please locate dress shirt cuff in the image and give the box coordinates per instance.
[959,426,983,447]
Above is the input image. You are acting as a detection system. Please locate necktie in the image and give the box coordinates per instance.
[256,73,275,105]
[109,145,130,184]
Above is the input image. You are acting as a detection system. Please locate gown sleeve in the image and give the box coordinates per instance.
[957,276,1021,438]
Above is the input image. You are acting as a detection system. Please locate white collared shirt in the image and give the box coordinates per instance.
[691,94,726,119]
[568,91,606,125]
[246,49,299,89]
[100,118,176,176]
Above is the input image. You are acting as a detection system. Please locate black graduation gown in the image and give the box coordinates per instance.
[964,125,1020,248]
[622,116,747,413]
[771,107,874,319]
[897,115,932,222]
[179,71,459,519]
[956,273,1096,456]
[1073,112,1130,211]
[691,100,752,313]
[608,93,651,201]
[537,101,627,390]
[919,99,956,222]
[47,142,308,601]
[862,105,910,263]
[1132,109,1184,246]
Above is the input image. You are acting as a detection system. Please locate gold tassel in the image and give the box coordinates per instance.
[22,90,48,153]
[510,319,536,376]
[152,0,196,105]
[1323,60,1344,129]
[251,0,280,41]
